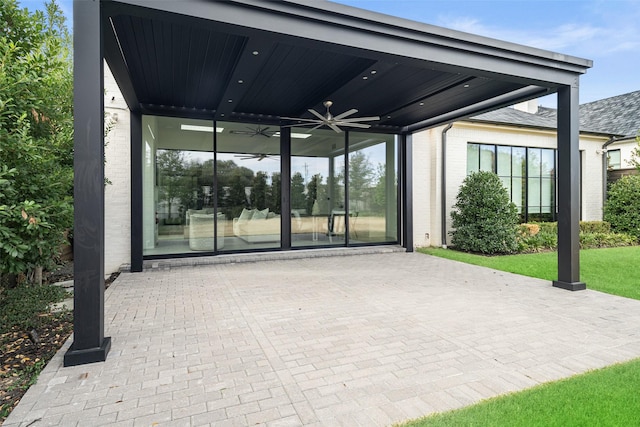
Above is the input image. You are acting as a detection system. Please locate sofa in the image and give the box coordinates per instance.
[233,208,281,243]
[186,209,225,250]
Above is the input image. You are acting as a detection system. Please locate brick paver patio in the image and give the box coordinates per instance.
[5,250,640,426]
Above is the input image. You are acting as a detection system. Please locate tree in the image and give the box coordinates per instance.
[156,150,186,221]
[0,1,73,283]
[450,171,519,254]
[251,171,269,209]
[291,172,306,210]
[348,151,374,210]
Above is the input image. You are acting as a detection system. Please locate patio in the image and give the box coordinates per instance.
[6,250,640,426]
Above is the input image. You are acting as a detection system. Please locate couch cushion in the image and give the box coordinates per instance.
[238,208,255,221]
[252,208,269,220]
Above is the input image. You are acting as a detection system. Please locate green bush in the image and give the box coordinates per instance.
[604,175,640,239]
[579,232,637,249]
[517,227,557,253]
[450,171,519,254]
[0,284,68,334]
[580,221,611,234]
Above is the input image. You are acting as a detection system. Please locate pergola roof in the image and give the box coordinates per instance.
[103,0,592,133]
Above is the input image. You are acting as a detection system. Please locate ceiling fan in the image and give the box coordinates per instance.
[281,101,380,133]
[229,125,276,138]
[234,153,277,161]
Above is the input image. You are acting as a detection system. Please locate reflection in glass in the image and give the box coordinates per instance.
[142,116,216,255]
[217,122,281,251]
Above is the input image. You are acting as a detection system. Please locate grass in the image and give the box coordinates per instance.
[402,245,640,427]
[418,246,640,300]
[400,357,640,427]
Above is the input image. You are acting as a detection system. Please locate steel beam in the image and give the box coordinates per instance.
[553,82,586,291]
[64,0,111,366]
[401,134,414,252]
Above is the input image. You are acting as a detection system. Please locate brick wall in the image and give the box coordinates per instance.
[104,63,131,273]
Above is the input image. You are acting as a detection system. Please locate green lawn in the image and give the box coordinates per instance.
[400,357,640,427]
[418,246,640,300]
[401,246,640,427]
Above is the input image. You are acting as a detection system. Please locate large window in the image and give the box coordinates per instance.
[289,129,398,247]
[141,115,399,256]
[467,143,556,222]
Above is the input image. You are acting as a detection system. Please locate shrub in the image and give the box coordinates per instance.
[0,284,68,333]
[579,232,637,249]
[450,171,519,254]
[517,227,557,253]
[580,221,611,234]
[604,175,640,239]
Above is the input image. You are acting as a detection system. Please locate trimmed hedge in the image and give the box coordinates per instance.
[516,221,636,253]
[604,175,640,239]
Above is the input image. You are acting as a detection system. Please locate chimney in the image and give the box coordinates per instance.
[514,99,538,114]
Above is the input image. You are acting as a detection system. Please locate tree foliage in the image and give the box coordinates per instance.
[450,171,519,254]
[604,174,640,240]
[0,1,73,279]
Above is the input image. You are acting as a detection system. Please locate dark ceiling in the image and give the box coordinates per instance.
[103,0,592,134]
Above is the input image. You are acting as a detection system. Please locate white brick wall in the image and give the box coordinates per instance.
[412,121,609,249]
[104,63,131,273]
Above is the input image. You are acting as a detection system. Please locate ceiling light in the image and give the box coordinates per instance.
[228,99,233,103]
[181,124,224,133]
[252,51,259,55]
[238,80,244,84]
[273,132,312,139]
[419,102,424,106]
[463,84,470,88]
[371,70,377,74]
[362,76,368,80]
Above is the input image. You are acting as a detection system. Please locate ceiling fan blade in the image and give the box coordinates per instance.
[280,122,320,128]
[308,108,327,121]
[328,123,343,133]
[338,116,380,123]
[280,117,322,123]
[309,123,326,132]
[336,122,371,129]
[334,108,358,120]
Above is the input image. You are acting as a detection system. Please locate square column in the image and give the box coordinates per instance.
[64,0,111,366]
[553,82,586,291]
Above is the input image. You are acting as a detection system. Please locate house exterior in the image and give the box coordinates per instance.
[411,93,640,248]
[70,0,591,365]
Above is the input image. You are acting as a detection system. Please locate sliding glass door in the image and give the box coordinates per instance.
[141,116,398,257]
[216,121,281,251]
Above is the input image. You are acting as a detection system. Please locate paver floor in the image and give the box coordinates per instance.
[5,251,640,426]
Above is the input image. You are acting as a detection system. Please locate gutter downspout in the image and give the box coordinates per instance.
[441,123,453,248]
[601,137,620,206]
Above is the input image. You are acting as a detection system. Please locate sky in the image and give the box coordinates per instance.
[18,0,640,108]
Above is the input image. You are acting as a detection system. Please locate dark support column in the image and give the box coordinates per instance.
[130,111,143,272]
[281,127,291,249]
[553,82,586,291]
[65,0,111,366]
[401,134,414,252]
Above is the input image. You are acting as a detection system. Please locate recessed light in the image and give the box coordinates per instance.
[228,99,233,103]
[180,124,224,133]
[238,80,244,84]
[363,76,368,80]
[387,116,391,119]
[464,84,470,88]
[371,70,377,74]
[273,132,311,139]
[252,51,259,55]
[419,102,424,106]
